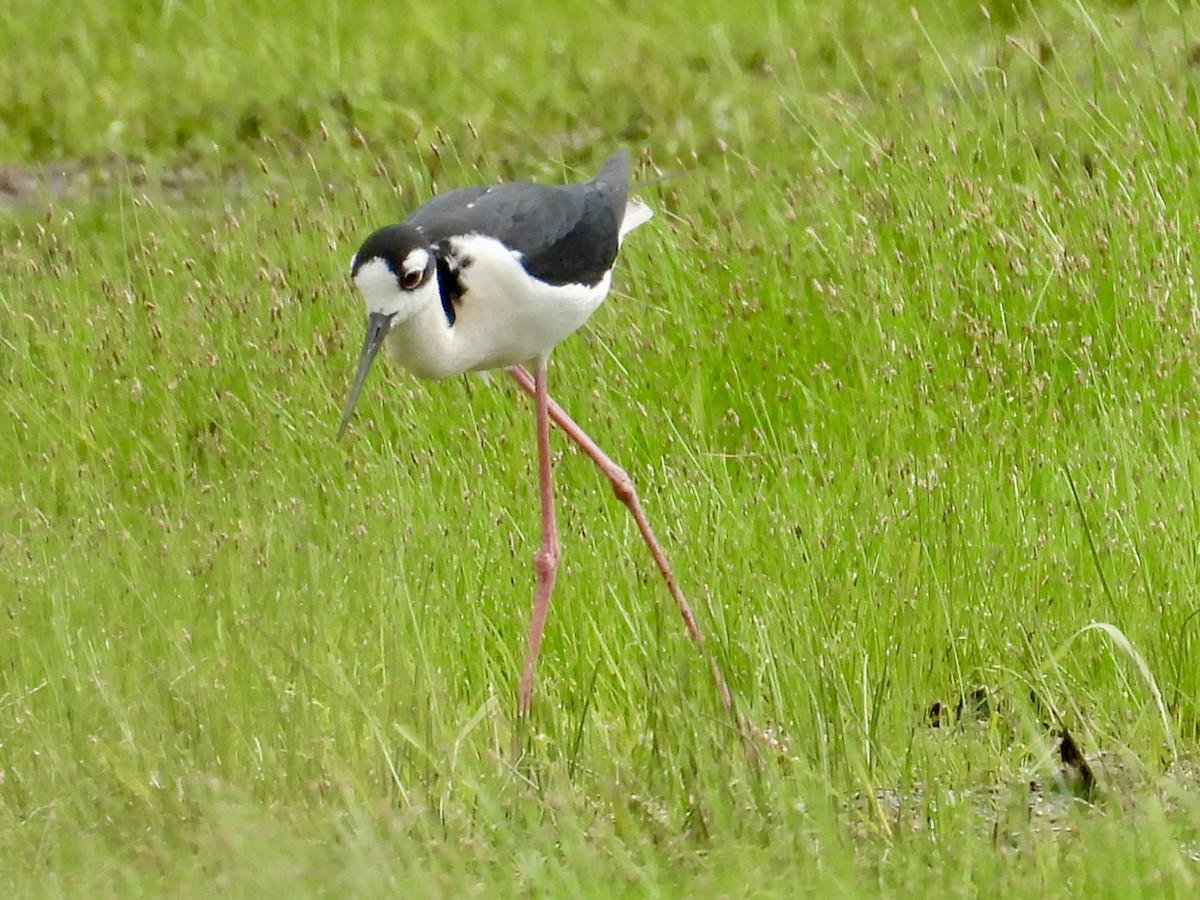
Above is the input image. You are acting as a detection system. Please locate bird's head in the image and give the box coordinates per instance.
[339,224,438,438]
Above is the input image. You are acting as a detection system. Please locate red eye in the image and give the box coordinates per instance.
[401,269,423,290]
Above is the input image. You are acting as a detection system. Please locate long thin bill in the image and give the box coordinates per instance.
[337,311,395,439]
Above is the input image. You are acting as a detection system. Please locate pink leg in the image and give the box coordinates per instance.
[507,365,734,714]
[516,359,560,718]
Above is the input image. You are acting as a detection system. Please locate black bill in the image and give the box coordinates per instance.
[337,311,395,438]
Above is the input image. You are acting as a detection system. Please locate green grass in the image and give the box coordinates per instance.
[4,0,1200,895]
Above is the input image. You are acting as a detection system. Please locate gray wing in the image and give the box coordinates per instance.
[404,151,631,287]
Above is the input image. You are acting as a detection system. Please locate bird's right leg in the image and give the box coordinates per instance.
[506,365,734,714]
[516,358,560,719]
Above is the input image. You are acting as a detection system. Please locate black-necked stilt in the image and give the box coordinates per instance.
[338,150,735,720]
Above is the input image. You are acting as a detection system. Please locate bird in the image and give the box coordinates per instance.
[337,150,735,720]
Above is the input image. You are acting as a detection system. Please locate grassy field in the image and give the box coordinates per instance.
[4,0,1200,894]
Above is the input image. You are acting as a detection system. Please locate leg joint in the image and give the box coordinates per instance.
[534,543,560,580]
[609,466,636,504]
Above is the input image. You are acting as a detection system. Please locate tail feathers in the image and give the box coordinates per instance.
[593,150,651,245]
[618,198,653,243]
[594,149,630,186]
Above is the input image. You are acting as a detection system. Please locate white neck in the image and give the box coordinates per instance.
[385,298,466,380]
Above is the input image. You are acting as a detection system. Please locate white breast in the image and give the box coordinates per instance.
[384,234,613,379]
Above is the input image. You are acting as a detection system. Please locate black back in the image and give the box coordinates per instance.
[403,151,632,287]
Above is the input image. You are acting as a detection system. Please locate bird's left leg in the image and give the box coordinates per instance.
[507,365,787,759]
[516,358,561,718]
[507,364,734,710]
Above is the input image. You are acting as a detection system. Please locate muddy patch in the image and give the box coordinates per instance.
[0,156,217,211]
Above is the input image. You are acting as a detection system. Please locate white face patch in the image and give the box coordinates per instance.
[353,257,404,314]
[352,254,439,324]
[401,248,430,280]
